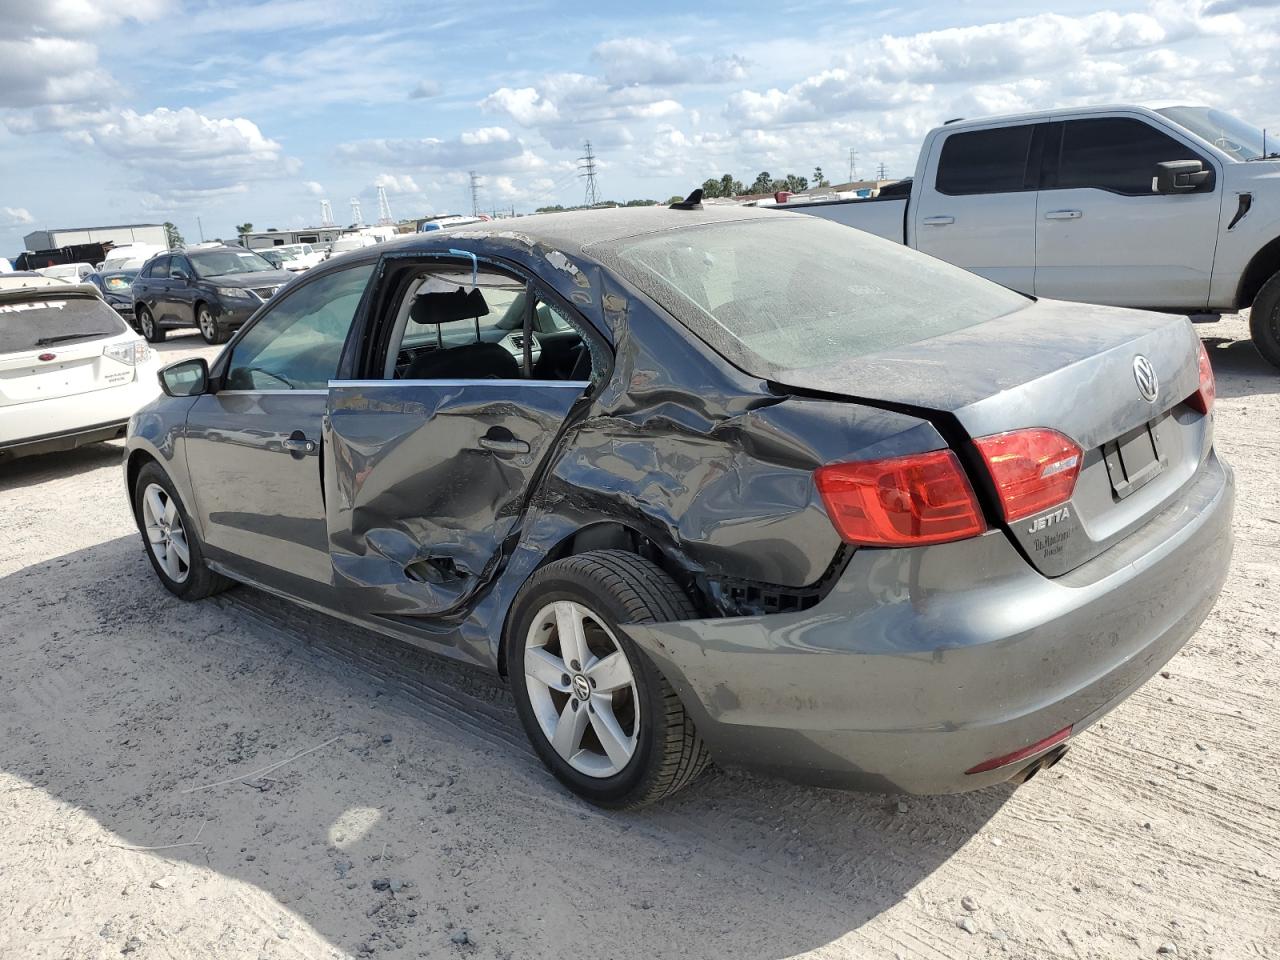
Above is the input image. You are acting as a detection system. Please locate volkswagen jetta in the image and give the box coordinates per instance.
[123,202,1233,807]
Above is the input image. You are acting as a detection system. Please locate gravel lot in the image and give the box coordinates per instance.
[1,317,1277,960]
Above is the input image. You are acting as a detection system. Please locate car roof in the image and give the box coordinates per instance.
[379,203,784,260]
[934,103,1195,133]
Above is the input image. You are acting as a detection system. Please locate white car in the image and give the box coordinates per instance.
[325,234,380,259]
[272,242,326,272]
[100,243,167,273]
[36,262,96,283]
[0,273,161,460]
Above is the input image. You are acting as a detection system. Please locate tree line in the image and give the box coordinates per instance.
[700,167,831,199]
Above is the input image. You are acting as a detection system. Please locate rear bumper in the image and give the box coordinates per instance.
[627,454,1235,794]
[0,369,161,459]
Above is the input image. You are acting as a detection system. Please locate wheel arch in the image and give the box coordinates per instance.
[495,520,704,678]
[1236,234,1280,310]
[125,447,161,517]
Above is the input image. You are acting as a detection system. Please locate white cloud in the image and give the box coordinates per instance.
[373,173,421,194]
[339,127,523,169]
[2,207,35,227]
[304,180,326,195]
[480,88,559,125]
[409,80,440,99]
[591,38,748,87]
[8,0,170,36]
[0,37,115,108]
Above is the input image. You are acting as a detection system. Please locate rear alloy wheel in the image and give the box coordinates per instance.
[1249,271,1280,370]
[197,305,228,344]
[508,550,711,808]
[138,306,165,343]
[133,462,232,600]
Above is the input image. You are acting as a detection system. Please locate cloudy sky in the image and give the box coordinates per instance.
[2,0,1278,252]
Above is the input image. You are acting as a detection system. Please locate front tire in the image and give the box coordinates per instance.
[508,550,710,808]
[138,306,165,343]
[197,304,229,344]
[132,462,232,600]
[1249,271,1280,370]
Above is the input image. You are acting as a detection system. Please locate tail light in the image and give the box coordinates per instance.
[964,724,1073,775]
[103,339,151,366]
[1187,341,1215,415]
[974,428,1082,523]
[814,450,985,546]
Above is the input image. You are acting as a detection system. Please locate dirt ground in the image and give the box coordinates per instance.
[1,318,1277,960]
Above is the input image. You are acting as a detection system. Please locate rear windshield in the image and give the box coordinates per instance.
[600,217,1030,375]
[0,295,127,354]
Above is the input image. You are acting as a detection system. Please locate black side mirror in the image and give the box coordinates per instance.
[1154,160,1211,194]
[159,358,209,397]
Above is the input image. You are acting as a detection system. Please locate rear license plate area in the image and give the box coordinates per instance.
[1103,422,1164,500]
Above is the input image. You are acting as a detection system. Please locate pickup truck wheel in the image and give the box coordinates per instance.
[508,550,711,808]
[132,462,233,600]
[138,306,165,343]
[1249,272,1280,370]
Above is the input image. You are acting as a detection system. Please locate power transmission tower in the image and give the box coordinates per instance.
[579,140,600,207]
[349,197,363,225]
[376,185,394,225]
[876,161,887,181]
[468,172,481,217]
[320,199,334,226]
[848,148,857,182]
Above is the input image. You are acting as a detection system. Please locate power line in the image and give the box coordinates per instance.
[876,161,887,180]
[579,140,600,207]
[848,148,857,182]
[376,185,394,225]
[349,197,363,225]
[320,199,334,226]
[468,171,481,217]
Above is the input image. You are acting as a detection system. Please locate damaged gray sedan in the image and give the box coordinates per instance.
[124,202,1233,807]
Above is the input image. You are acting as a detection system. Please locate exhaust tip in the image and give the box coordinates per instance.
[1009,744,1070,784]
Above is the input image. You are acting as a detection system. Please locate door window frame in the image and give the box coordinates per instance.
[343,252,614,391]
[932,122,1043,197]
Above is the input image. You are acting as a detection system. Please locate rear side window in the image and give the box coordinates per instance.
[935,125,1035,195]
[1054,118,1207,196]
[0,295,127,354]
[601,217,1029,375]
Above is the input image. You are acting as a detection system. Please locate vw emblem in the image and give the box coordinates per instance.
[1133,355,1159,403]
[571,674,591,701]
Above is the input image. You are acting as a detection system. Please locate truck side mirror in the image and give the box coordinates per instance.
[159,358,209,397]
[1154,160,1211,195]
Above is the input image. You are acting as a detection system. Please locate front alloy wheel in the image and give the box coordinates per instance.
[197,306,226,344]
[141,482,190,583]
[524,600,640,778]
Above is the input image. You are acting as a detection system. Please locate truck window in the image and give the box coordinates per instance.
[1053,118,1208,196]
[935,125,1035,196]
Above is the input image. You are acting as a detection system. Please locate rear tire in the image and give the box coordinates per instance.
[508,550,711,808]
[1249,271,1280,370]
[138,306,165,343]
[132,462,233,601]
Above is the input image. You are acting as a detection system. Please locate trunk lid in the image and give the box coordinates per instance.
[773,299,1209,576]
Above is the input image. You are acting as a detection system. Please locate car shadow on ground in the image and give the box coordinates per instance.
[1202,335,1279,399]
[2,535,1013,959]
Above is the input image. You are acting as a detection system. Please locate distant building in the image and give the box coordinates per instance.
[23,223,167,251]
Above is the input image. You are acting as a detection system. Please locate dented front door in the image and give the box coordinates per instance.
[323,378,588,621]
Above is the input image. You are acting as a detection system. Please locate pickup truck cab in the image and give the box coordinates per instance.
[777,104,1280,367]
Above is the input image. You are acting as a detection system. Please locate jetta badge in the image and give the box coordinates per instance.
[1133,355,1159,403]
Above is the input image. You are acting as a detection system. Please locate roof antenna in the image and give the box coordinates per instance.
[670,188,703,210]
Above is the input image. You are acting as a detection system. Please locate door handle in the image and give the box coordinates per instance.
[1043,209,1082,220]
[922,216,955,226]
[477,436,530,455]
[282,434,316,454]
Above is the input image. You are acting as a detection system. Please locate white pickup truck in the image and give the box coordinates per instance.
[777,104,1280,368]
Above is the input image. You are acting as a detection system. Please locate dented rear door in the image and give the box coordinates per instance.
[323,378,589,621]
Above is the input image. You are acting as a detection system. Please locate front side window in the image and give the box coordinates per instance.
[935,125,1035,195]
[226,263,374,390]
[169,257,192,279]
[1054,118,1209,195]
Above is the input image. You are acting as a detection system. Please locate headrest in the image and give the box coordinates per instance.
[409,286,490,326]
